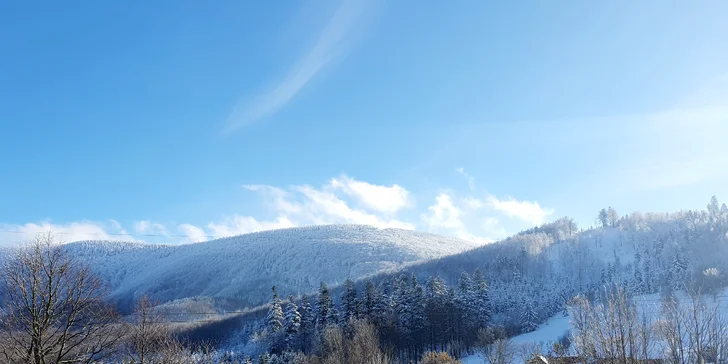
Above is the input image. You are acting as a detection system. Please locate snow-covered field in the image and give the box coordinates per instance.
[462,287,728,363]
[461,353,486,363]
[61,225,482,307]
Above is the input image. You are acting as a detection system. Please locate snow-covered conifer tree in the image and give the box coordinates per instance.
[361,280,376,319]
[341,278,358,324]
[520,298,538,333]
[284,295,301,350]
[630,251,645,294]
[299,294,315,351]
[472,269,492,329]
[267,286,284,333]
[317,282,335,329]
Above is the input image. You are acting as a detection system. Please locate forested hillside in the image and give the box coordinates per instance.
[226,197,728,362]
[59,225,482,309]
[2,198,727,363]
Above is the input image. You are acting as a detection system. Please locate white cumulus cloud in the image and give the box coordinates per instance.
[291,184,413,229]
[177,224,208,244]
[421,193,491,243]
[0,175,554,246]
[329,175,412,214]
[486,195,554,226]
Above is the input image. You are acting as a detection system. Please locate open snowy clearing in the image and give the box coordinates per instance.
[462,287,728,363]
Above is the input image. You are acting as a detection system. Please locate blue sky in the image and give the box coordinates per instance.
[1,0,728,244]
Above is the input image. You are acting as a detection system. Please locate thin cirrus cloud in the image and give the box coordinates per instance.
[0,174,554,246]
[225,0,368,132]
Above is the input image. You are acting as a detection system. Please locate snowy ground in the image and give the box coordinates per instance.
[462,287,728,363]
[461,353,485,363]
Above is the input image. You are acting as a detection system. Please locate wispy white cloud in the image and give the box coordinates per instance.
[173,176,414,243]
[177,224,208,244]
[0,175,552,246]
[456,167,476,191]
[463,197,486,210]
[134,220,169,236]
[225,0,367,132]
[206,216,294,237]
[417,169,555,241]
[0,221,136,247]
[421,193,490,242]
[329,175,412,214]
[419,190,549,243]
[485,195,554,226]
[290,183,413,229]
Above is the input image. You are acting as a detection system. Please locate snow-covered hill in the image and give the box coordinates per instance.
[62,225,482,308]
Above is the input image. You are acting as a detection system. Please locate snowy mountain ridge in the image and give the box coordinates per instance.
[61,224,483,308]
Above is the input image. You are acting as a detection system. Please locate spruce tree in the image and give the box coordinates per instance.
[317,282,336,328]
[284,295,301,350]
[267,286,284,333]
[457,272,474,310]
[631,252,645,294]
[520,298,538,333]
[409,274,427,343]
[341,278,358,324]
[643,252,653,294]
[425,275,450,349]
[299,294,315,351]
[372,288,393,327]
[362,280,376,319]
[426,275,448,299]
[396,275,413,339]
[472,270,492,329]
[671,247,689,290]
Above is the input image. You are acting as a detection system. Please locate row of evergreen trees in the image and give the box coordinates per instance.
[264,270,496,361]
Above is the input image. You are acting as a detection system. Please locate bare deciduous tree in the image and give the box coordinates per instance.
[656,293,688,364]
[346,320,390,364]
[476,326,515,364]
[123,295,185,364]
[320,325,345,364]
[516,341,542,363]
[420,351,461,364]
[304,320,391,364]
[569,287,653,362]
[0,233,120,364]
[607,207,619,228]
[482,338,515,364]
[657,288,728,364]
